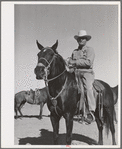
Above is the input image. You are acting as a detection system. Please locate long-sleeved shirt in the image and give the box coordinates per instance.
[71,45,95,72]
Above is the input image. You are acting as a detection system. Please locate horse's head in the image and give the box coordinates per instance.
[34,40,58,80]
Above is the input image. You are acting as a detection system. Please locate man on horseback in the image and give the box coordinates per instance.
[67,30,96,124]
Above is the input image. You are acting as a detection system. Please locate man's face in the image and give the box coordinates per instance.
[77,37,87,46]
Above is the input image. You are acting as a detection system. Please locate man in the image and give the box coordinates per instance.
[67,30,95,124]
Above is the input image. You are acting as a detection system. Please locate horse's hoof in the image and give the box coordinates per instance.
[98,141,103,145]
[113,141,116,145]
[38,116,42,120]
[15,116,18,119]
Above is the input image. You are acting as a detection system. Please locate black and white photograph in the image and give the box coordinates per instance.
[1,1,121,148]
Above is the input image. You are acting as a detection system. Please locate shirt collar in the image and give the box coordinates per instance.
[78,45,87,51]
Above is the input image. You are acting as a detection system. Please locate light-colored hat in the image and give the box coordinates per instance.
[74,30,91,41]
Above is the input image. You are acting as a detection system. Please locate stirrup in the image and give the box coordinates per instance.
[90,111,95,122]
[84,112,95,125]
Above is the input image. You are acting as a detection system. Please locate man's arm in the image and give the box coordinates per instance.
[67,51,77,67]
[75,48,95,68]
[69,48,95,69]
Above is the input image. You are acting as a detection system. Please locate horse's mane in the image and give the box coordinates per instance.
[54,53,67,70]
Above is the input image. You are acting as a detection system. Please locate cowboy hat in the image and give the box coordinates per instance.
[74,30,91,41]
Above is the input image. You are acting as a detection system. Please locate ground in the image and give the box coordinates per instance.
[14,103,118,146]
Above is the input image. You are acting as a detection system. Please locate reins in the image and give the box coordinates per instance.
[44,54,67,100]
[38,48,67,117]
[45,69,66,82]
[45,75,67,101]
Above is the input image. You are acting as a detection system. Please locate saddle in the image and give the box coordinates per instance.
[77,80,104,124]
[93,80,104,92]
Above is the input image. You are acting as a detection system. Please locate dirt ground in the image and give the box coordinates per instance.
[14,102,118,146]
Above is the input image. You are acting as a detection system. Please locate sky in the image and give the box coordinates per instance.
[1,2,120,148]
[14,3,119,93]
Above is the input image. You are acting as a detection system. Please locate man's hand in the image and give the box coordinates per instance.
[69,58,76,66]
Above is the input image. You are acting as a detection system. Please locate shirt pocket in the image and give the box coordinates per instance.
[72,51,77,59]
[82,50,87,59]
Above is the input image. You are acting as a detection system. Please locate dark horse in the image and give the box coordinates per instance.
[34,40,116,145]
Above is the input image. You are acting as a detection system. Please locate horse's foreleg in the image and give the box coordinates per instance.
[96,118,103,145]
[64,113,73,145]
[50,113,60,145]
[39,102,44,119]
[18,102,25,117]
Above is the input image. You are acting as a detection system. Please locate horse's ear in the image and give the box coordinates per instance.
[26,90,30,95]
[51,40,58,53]
[36,40,44,50]
[30,89,34,92]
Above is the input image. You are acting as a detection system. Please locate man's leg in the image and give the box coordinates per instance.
[82,72,96,124]
[75,71,87,121]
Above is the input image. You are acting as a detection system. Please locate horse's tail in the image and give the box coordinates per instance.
[103,107,110,136]
[111,85,118,123]
[111,85,118,105]
[101,88,116,136]
[96,91,110,136]
[103,95,117,136]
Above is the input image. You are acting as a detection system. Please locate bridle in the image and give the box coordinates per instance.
[37,47,67,101]
[37,48,67,117]
[37,47,66,82]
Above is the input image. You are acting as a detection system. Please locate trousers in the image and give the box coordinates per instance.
[75,70,96,113]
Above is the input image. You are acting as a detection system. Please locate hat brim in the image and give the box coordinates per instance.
[74,35,91,41]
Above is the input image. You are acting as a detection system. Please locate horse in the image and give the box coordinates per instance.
[15,88,48,119]
[34,40,116,145]
[14,89,35,119]
[34,87,49,119]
